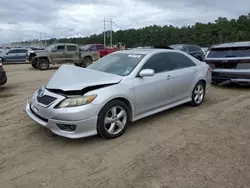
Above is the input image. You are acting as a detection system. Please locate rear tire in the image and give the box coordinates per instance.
[81,57,92,68]
[190,81,205,106]
[97,100,129,139]
[37,59,50,70]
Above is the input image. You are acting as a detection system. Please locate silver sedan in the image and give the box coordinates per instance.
[25,48,211,139]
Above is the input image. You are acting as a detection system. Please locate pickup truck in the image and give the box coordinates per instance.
[81,44,119,58]
[26,43,100,70]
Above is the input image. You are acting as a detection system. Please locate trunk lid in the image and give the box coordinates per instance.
[46,65,123,91]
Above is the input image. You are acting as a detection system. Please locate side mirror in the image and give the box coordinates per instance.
[139,69,155,77]
[6,52,8,55]
[52,48,57,52]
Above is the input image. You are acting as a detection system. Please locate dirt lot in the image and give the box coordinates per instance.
[0,64,250,188]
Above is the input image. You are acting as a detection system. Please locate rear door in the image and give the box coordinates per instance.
[51,45,66,63]
[66,45,79,63]
[166,51,198,102]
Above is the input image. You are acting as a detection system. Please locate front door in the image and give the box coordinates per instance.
[133,53,174,116]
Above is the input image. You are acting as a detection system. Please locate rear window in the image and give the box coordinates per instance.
[207,47,250,58]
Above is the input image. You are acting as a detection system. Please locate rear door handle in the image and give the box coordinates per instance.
[166,75,171,80]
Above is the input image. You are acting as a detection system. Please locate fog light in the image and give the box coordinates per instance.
[57,124,77,132]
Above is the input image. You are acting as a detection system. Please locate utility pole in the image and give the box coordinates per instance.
[110,19,112,48]
[103,18,106,48]
[44,32,47,47]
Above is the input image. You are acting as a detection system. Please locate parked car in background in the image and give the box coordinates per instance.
[25,48,211,139]
[0,48,28,63]
[0,59,7,86]
[205,41,250,86]
[169,44,205,61]
[26,43,100,70]
[81,44,119,58]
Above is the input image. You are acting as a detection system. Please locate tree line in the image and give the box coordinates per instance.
[15,13,250,48]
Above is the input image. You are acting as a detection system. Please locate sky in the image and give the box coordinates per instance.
[1,0,250,44]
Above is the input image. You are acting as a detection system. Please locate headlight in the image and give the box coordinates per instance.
[56,95,97,108]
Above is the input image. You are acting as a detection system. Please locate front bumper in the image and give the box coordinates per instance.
[212,69,250,85]
[25,102,98,139]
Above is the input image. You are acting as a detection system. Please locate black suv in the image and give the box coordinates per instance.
[169,44,205,61]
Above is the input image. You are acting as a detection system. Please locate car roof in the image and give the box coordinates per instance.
[211,41,250,48]
[116,48,176,55]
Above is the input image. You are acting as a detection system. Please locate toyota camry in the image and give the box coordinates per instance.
[25,48,211,139]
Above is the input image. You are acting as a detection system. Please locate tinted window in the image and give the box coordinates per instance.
[167,52,196,68]
[87,53,145,76]
[66,45,77,51]
[56,45,65,51]
[188,45,201,52]
[8,50,17,53]
[142,53,169,73]
[207,47,250,58]
[96,45,104,50]
[16,49,27,53]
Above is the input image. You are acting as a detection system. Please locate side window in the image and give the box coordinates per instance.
[96,45,104,50]
[8,50,16,53]
[142,53,168,73]
[18,49,27,53]
[56,45,65,51]
[66,45,77,51]
[89,45,97,50]
[167,52,196,69]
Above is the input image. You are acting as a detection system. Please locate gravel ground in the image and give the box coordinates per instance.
[0,64,250,188]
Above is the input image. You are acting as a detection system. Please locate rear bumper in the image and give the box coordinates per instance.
[212,69,250,85]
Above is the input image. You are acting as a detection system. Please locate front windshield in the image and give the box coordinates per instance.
[82,44,91,50]
[169,45,183,50]
[45,44,56,51]
[87,53,145,76]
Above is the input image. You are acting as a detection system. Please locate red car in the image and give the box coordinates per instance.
[81,44,119,58]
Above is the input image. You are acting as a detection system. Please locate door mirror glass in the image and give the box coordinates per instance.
[52,48,57,52]
[139,69,155,77]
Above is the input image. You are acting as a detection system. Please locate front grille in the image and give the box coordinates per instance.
[37,95,57,105]
[30,107,48,122]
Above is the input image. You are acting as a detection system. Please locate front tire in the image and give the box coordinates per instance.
[81,57,92,68]
[37,59,50,70]
[97,100,129,139]
[31,62,37,69]
[190,81,205,106]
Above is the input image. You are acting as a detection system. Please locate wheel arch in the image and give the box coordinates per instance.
[98,97,133,122]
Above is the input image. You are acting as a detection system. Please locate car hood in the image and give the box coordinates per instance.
[46,65,123,91]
